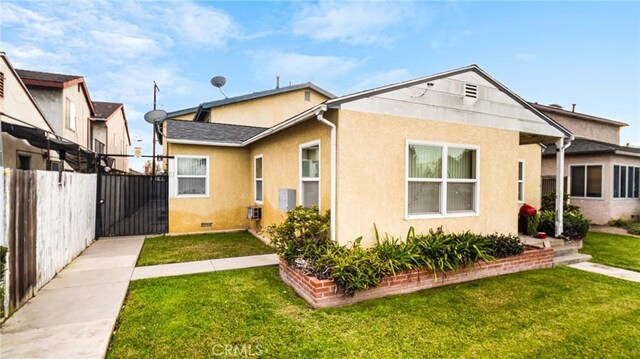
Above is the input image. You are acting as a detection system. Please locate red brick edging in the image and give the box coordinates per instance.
[279,246,554,308]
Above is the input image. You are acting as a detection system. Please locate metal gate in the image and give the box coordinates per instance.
[96,174,168,237]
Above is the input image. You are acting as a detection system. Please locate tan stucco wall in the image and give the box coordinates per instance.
[518,144,542,208]
[540,111,620,145]
[247,117,332,232]
[335,110,522,247]
[167,143,251,233]
[106,108,130,172]
[172,89,328,128]
[542,154,640,224]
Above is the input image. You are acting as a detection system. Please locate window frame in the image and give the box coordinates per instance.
[518,160,525,203]
[405,140,480,220]
[612,164,640,200]
[568,163,604,200]
[174,155,209,198]
[254,154,263,204]
[65,97,76,131]
[299,140,321,209]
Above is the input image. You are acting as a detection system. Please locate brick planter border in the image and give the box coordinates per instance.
[279,246,553,308]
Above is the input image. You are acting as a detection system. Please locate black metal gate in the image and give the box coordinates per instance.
[96,174,168,237]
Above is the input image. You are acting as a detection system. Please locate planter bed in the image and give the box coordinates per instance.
[280,245,553,308]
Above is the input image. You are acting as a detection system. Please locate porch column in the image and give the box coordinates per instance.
[554,138,565,237]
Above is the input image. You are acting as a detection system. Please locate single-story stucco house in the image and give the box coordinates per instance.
[163,65,573,246]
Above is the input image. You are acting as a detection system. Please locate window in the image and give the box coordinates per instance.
[569,165,602,198]
[518,160,525,202]
[407,142,478,217]
[18,154,31,170]
[176,156,208,197]
[254,155,263,203]
[65,98,76,131]
[304,91,311,102]
[47,160,60,172]
[300,141,320,208]
[613,165,640,199]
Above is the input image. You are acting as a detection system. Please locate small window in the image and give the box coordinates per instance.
[304,91,311,102]
[254,155,263,203]
[65,98,76,131]
[47,160,60,172]
[18,154,31,170]
[176,156,208,197]
[300,141,320,208]
[613,165,640,199]
[518,160,525,202]
[570,165,602,198]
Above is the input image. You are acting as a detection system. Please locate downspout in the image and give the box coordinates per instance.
[554,137,572,237]
[315,105,336,242]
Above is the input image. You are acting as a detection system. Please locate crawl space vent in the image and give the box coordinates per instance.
[464,84,478,99]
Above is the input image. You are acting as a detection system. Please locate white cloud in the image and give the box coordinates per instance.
[89,31,163,61]
[170,3,238,47]
[251,51,361,84]
[292,1,415,45]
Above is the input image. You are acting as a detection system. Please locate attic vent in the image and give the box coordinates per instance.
[0,72,4,98]
[304,91,311,102]
[464,84,478,98]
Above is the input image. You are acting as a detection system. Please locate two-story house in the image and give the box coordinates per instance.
[536,103,640,223]
[92,101,131,173]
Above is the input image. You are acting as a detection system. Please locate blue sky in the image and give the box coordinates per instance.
[1,1,638,171]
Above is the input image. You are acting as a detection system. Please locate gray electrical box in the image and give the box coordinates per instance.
[278,188,296,212]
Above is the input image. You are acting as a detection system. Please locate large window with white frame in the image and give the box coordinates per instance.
[613,165,640,199]
[569,164,602,198]
[175,156,208,197]
[300,141,320,208]
[407,142,478,218]
[518,160,525,202]
[254,155,263,203]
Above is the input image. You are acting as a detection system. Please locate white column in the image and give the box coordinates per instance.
[555,138,564,237]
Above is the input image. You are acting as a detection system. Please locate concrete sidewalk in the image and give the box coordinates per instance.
[568,262,640,283]
[131,253,279,280]
[0,236,144,359]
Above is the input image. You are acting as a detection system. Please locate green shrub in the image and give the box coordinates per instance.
[627,222,640,236]
[541,191,581,213]
[526,214,541,236]
[608,218,630,228]
[538,210,556,237]
[485,233,525,258]
[537,210,589,240]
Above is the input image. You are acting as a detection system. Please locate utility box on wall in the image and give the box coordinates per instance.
[278,188,296,212]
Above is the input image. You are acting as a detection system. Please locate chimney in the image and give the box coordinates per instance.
[276,76,280,89]
[571,103,576,112]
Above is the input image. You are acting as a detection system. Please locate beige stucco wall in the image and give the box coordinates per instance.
[167,143,251,233]
[106,108,130,172]
[518,144,542,208]
[247,117,332,232]
[542,154,640,224]
[540,111,620,145]
[171,89,328,128]
[335,110,522,247]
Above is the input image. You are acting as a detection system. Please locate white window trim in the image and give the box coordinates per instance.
[254,154,263,204]
[518,160,525,203]
[405,140,480,220]
[612,163,640,200]
[568,163,604,200]
[174,155,209,198]
[299,139,321,210]
[66,98,76,132]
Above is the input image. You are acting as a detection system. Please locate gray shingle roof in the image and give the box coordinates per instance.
[16,69,82,83]
[542,138,640,156]
[92,101,122,119]
[166,119,267,144]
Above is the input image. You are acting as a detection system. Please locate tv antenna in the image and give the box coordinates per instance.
[211,76,228,99]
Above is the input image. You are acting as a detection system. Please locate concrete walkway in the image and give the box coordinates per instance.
[0,236,145,359]
[131,253,279,280]
[569,262,640,283]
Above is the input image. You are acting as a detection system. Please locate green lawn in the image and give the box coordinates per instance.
[108,266,640,358]
[582,232,640,272]
[136,231,273,266]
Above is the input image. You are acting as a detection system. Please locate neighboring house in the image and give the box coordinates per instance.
[92,101,131,173]
[0,53,57,170]
[163,65,572,245]
[535,103,640,224]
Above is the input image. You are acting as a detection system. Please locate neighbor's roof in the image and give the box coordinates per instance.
[542,138,640,157]
[167,82,335,118]
[531,103,628,127]
[166,119,268,145]
[93,101,122,119]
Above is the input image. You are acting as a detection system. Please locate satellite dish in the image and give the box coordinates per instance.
[144,109,168,124]
[211,75,228,98]
[211,76,226,88]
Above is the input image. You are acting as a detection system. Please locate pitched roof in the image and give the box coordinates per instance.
[542,138,640,157]
[167,82,335,118]
[166,119,268,145]
[93,101,122,119]
[16,69,83,86]
[531,103,628,127]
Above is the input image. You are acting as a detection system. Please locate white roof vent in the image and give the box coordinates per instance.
[464,84,478,99]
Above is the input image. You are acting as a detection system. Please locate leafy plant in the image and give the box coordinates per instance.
[485,234,525,258]
[526,214,541,236]
[608,218,630,228]
[626,222,640,236]
[538,210,589,240]
[541,191,580,213]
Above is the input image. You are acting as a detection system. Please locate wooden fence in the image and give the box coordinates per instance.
[3,169,96,316]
